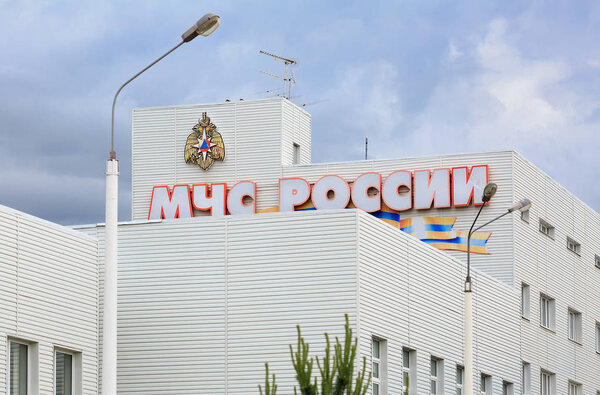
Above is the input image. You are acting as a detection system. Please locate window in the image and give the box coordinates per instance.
[502,381,513,395]
[429,357,443,395]
[521,283,530,319]
[402,348,415,394]
[10,341,28,395]
[56,351,73,395]
[568,309,582,343]
[521,209,530,223]
[372,339,380,395]
[293,143,300,164]
[372,338,386,395]
[539,219,555,238]
[522,362,531,395]
[567,238,581,255]
[480,373,491,395]
[595,322,600,353]
[540,370,555,395]
[456,366,464,395]
[55,348,82,395]
[595,255,600,269]
[568,381,581,395]
[540,294,555,330]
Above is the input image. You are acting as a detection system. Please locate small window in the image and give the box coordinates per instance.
[522,362,531,395]
[293,143,300,164]
[539,219,555,238]
[402,348,415,394]
[568,381,581,395]
[10,341,28,395]
[567,238,581,255]
[502,381,513,395]
[595,322,600,353]
[372,338,386,395]
[456,366,464,395]
[540,294,555,330]
[430,357,443,395]
[520,209,530,223]
[595,255,600,269]
[568,309,582,343]
[540,370,555,395]
[56,351,73,395]
[521,283,530,319]
[372,339,380,395]
[480,373,491,395]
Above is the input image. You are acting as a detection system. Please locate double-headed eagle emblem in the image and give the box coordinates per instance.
[184,112,225,170]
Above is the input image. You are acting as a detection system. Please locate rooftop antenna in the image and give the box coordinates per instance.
[365,137,368,160]
[260,50,297,100]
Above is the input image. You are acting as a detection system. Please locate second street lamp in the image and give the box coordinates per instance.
[103,13,220,395]
[463,184,531,395]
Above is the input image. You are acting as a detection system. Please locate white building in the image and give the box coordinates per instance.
[1,97,598,394]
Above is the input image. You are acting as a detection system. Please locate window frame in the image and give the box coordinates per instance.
[429,357,443,395]
[522,361,531,395]
[7,337,39,395]
[372,338,380,395]
[566,237,581,255]
[456,365,464,395]
[594,254,600,269]
[502,380,513,395]
[568,380,581,395]
[521,283,530,319]
[402,348,415,394]
[540,294,555,331]
[480,373,491,395]
[292,143,300,165]
[567,308,582,344]
[540,370,555,395]
[595,322,600,354]
[54,346,83,395]
[538,219,555,239]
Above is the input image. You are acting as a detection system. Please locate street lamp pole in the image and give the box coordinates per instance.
[103,13,220,395]
[463,185,531,395]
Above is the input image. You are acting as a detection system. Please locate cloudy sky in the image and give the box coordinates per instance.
[0,1,598,225]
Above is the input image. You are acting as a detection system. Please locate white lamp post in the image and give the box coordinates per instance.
[103,13,220,395]
[463,185,531,395]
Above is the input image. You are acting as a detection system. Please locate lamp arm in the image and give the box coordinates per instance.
[472,210,510,233]
[110,40,185,159]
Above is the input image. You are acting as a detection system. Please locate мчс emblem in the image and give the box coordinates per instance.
[184,112,225,170]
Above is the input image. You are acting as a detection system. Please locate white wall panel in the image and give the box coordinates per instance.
[0,205,98,394]
[512,152,600,394]
[132,98,311,220]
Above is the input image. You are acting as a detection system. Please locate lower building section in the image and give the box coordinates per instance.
[78,209,598,394]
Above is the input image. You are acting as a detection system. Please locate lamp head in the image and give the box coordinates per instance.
[481,182,497,203]
[508,198,532,213]
[182,13,220,42]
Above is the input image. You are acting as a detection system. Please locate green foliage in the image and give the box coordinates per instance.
[403,374,409,395]
[259,314,371,395]
[258,363,277,395]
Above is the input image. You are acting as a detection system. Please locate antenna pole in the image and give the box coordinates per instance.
[365,137,368,160]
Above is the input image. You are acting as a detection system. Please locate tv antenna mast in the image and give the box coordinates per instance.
[260,50,297,100]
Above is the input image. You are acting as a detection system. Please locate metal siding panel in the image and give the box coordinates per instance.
[0,205,98,394]
[512,152,600,394]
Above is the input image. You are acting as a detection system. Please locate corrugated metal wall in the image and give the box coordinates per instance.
[85,211,358,394]
[0,205,98,394]
[284,151,516,285]
[357,211,520,395]
[132,98,312,220]
[512,152,600,394]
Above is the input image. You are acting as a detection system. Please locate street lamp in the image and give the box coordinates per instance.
[463,184,531,395]
[103,13,220,395]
